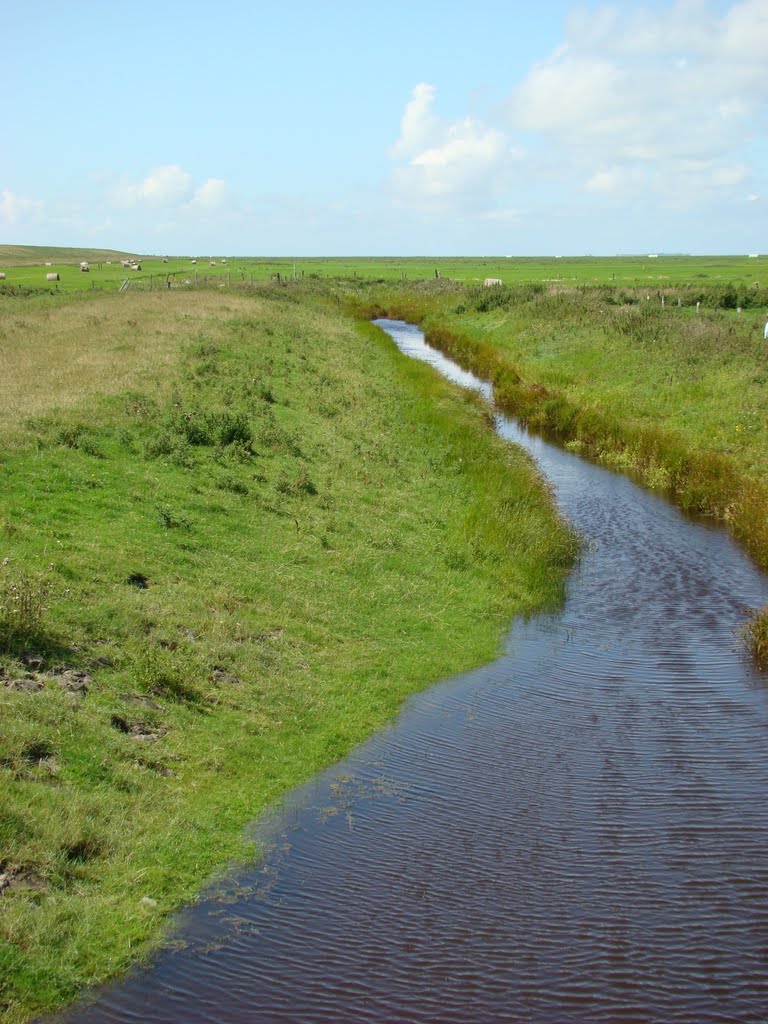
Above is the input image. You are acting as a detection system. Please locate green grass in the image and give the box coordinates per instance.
[742,606,768,665]
[1,246,766,295]
[344,278,768,572]
[0,284,575,1023]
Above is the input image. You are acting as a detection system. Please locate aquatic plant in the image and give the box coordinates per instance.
[743,606,768,667]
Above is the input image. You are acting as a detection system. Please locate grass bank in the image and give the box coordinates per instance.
[0,285,575,1022]
[345,279,768,573]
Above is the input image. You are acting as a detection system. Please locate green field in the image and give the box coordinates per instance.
[344,277,768,573]
[3,250,768,1020]
[1,245,766,295]
[0,283,575,1023]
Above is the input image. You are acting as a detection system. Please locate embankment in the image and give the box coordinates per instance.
[0,285,575,1023]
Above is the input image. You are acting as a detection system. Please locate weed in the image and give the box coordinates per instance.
[154,505,191,530]
[55,425,104,458]
[0,562,49,638]
[742,606,768,666]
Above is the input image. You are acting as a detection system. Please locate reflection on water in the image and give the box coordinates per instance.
[56,320,768,1024]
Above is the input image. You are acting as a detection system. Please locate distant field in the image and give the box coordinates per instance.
[0,245,766,293]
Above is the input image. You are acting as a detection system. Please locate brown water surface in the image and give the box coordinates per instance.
[54,320,768,1024]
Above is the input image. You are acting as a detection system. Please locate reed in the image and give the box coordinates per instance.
[742,607,768,666]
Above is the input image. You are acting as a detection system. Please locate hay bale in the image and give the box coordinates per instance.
[46,272,60,282]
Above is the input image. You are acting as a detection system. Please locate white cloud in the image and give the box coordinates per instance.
[388,85,520,214]
[115,164,194,207]
[191,178,228,210]
[389,83,440,159]
[507,0,768,201]
[0,189,44,225]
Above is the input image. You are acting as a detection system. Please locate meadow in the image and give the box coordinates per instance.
[0,284,575,1022]
[342,276,768,590]
[3,249,768,1020]
[1,245,766,296]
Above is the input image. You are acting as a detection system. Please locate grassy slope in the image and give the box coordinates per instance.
[0,245,139,267]
[0,286,575,1022]
[348,280,768,569]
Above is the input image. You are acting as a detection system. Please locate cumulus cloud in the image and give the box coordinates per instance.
[0,189,44,225]
[388,84,520,213]
[191,178,228,210]
[115,164,194,207]
[388,83,440,159]
[507,0,768,202]
[388,0,767,231]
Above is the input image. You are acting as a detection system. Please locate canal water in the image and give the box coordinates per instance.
[57,320,768,1023]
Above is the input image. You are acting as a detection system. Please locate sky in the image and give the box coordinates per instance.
[2,0,766,255]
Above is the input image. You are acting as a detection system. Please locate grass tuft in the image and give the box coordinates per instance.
[742,607,768,666]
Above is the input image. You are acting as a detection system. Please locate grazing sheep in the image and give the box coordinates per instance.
[80,262,90,272]
[0,273,6,281]
[484,277,502,287]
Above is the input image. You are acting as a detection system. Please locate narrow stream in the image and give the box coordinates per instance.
[57,320,768,1024]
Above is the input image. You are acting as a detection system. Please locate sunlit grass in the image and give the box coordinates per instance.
[0,284,575,1023]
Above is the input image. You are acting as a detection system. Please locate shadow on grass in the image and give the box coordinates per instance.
[0,626,82,669]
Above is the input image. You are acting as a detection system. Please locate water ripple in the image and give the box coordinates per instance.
[55,320,768,1024]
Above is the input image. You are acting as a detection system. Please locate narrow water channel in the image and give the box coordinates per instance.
[57,320,768,1024]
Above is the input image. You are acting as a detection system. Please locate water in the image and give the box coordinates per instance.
[57,320,768,1024]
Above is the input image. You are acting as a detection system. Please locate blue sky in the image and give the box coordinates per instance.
[2,0,766,255]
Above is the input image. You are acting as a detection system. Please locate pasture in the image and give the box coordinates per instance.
[0,283,574,1023]
[1,245,766,295]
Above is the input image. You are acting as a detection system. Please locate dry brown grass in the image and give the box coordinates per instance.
[0,291,260,431]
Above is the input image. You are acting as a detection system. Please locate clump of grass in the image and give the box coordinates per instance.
[742,607,768,666]
[154,504,191,530]
[0,562,49,638]
[55,425,104,458]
